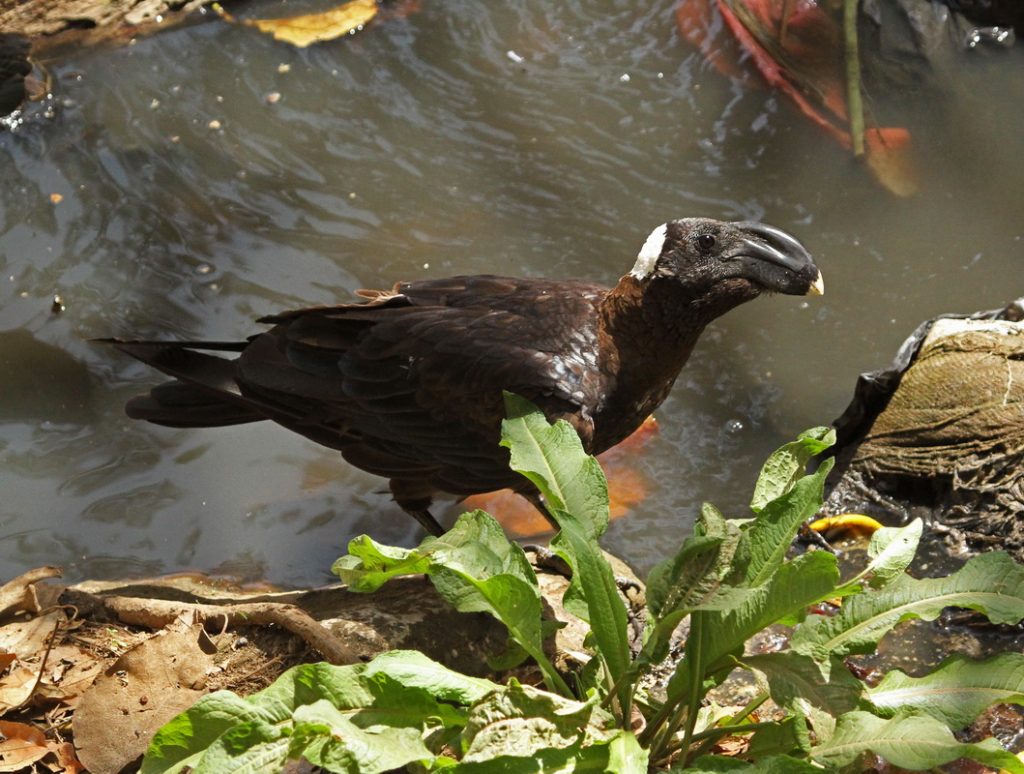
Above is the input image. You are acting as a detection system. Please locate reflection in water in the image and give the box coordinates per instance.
[0,1,1021,586]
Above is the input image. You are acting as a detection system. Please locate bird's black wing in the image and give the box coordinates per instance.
[238,275,609,492]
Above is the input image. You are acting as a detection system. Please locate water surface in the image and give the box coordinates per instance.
[1,0,1021,586]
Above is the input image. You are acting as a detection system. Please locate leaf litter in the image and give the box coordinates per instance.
[0,568,321,774]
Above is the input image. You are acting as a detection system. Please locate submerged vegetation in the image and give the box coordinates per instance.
[140,395,1024,773]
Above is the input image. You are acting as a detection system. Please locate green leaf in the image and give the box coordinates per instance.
[191,720,291,774]
[792,551,1024,663]
[741,457,834,588]
[868,652,1024,728]
[810,710,1024,773]
[552,509,631,710]
[141,691,282,774]
[294,700,434,773]
[605,730,648,774]
[743,718,802,759]
[749,427,834,513]
[444,743,612,772]
[363,650,498,706]
[332,535,431,591]
[666,551,840,703]
[500,392,609,538]
[461,681,615,763]
[333,511,568,694]
[248,661,372,718]
[678,754,822,773]
[743,652,863,744]
[862,518,923,588]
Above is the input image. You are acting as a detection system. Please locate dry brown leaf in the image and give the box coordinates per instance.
[0,665,38,712]
[0,567,62,620]
[0,610,63,661]
[73,624,214,774]
[0,720,49,772]
[34,645,103,704]
[216,0,378,48]
[44,741,85,774]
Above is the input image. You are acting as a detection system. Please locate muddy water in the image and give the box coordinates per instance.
[1,1,1021,586]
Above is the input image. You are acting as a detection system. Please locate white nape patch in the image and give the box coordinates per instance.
[629,223,668,279]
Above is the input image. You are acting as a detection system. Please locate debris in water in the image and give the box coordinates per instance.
[213,0,378,49]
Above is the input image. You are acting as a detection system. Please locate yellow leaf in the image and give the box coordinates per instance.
[222,0,379,48]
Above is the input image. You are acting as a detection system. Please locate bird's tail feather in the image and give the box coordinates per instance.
[100,339,265,428]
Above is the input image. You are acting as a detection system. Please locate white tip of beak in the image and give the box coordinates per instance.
[808,271,824,296]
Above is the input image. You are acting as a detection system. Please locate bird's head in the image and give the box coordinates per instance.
[628,218,823,299]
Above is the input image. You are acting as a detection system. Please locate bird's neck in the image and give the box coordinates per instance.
[600,274,751,360]
[593,275,755,445]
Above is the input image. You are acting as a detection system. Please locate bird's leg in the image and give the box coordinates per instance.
[522,489,560,531]
[401,505,446,537]
[391,480,447,537]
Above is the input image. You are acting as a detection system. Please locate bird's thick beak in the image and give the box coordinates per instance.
[808,271,824,296]
[730,221,823,296]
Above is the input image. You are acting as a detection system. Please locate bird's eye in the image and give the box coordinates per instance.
[697,233,716,251]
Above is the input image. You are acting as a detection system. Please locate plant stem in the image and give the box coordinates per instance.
[687,690,770,761]
[674,617,708,767]
[651,702,689,763]
[844,0,865,157]
[537,656,573,698]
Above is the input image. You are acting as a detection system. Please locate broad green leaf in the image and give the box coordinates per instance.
[678,754,821,773]
[666,550,840,703]
[445,743,612,772]
[552,509,631,710]
[647,535,728,621]
[792,551,1024,664]
[332,535,431,591]
[749,427,834,513]
[862,518,923,588]
[740,457,834,588]
[868,652,1024,728]
[363,650,498,705]
[744,717,802,759]
[191,720,290,774]
[743,652,863,744]
[333,511,566,693]
[810,710,1024,773]
[461,681,615,763]
[249,661,372,718]
[500,392,609,537]
[606,730,648,774]
[294,700,434,773]
[141,691,282,774]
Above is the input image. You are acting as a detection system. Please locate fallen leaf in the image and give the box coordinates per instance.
[49,193,62,204]
[0,610,63,661]
[46,742,85,774]
[34,645,103,705]
[709,0,916,197]
[0,720,48,772]
[0,665,38,712]
[73,624,214,774]
[215,0,378,49]
[865,128,918,198]
[0,567,62,620]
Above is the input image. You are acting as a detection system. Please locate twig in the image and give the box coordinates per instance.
[844,0,865,157]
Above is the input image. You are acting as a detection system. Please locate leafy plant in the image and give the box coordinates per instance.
[141,395,1024,772]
